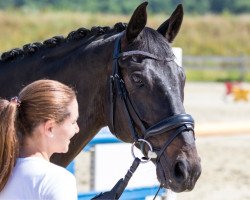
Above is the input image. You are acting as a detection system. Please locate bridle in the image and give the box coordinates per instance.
[106,32,195,199]
[109,32,195,163]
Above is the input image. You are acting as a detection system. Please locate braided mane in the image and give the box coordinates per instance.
[0,22,127,62]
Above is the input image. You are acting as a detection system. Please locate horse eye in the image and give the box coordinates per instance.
[131,74,143,85]
[131,55,144,63]
[131,55,137,62]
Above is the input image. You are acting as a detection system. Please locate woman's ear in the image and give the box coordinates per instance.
[44,119,56,138]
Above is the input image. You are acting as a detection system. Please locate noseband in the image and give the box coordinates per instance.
[109,33,195,163]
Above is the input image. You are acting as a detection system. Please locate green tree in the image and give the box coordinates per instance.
[1,0,250,14]
[233,0,250,13]
[183,0,209,14]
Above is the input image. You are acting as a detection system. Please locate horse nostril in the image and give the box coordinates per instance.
[173,161,188,183]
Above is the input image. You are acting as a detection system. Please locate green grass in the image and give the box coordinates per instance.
[0,10,250,82]
[0,10,129,51]
[0,10,250,56]
[186,69,250,82]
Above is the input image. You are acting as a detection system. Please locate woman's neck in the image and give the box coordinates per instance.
[19,135,51,161]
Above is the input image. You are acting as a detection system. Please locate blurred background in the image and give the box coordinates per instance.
[1,0,249,200]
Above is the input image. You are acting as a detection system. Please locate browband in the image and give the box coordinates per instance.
[114,50,175,62]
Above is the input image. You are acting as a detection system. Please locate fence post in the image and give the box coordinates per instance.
[239,55,245,82]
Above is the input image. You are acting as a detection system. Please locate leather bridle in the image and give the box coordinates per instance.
[109,32,195,163]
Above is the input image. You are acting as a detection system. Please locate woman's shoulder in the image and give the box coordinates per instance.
[16,157,75,181]
[1,157,77,200]
[31,158,77,199]
[40,162,77,200]
[46,161,75,180]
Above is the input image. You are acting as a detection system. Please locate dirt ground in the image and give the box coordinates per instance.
[75,82,250,200]
[176,134,250,200]
[177,82,250,200]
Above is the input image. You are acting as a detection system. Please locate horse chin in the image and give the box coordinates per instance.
[155,164,172,190]
[156,176,190,193]
[156,164,195,193]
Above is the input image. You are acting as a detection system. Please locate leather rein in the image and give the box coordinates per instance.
[109,32,195,163]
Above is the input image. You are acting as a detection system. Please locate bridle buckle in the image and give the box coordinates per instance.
[131,139,157,163]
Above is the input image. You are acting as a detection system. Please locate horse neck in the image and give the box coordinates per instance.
[51,35,117,137]
[0,33,117,139]
[73,35,117,122]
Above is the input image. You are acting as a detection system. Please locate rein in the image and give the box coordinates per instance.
[108,32,195,199]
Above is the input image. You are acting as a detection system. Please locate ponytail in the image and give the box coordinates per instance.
[0,99,19,192]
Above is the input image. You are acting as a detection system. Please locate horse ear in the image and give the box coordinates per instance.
[126,2,148,43]
[157,4,183,43]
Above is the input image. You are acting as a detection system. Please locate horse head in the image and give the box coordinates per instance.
[108,2,201,192]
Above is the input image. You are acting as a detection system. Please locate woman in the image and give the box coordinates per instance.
[0,80,79,200]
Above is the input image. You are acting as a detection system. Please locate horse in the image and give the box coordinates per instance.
[0,2,201,192]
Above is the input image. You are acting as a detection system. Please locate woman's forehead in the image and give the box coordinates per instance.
[67,98,79,118]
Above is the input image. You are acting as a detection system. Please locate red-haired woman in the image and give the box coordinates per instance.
[0,80,79,200]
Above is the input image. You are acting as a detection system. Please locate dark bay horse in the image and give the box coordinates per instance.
[0,2,201,192]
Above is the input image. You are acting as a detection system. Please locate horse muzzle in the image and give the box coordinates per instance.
[172,158,201,192]
[154,130,202,192]
[138,114,201,192]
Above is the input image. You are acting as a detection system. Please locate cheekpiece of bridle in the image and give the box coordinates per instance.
[109,32,195,163]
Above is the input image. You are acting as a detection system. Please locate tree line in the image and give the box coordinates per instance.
[0,0,250,14]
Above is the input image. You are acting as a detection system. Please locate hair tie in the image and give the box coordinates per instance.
[10,96,21,107]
